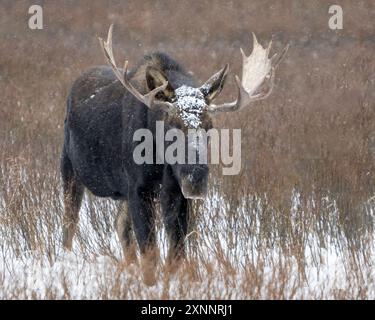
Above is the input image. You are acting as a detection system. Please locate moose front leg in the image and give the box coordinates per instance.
[128,186,158,286]
[161,178,190,265]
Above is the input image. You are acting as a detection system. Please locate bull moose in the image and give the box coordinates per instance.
[61,25,287,284]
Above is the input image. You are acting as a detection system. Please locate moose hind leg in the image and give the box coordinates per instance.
[116,201,137,263]
[61,152,84,251]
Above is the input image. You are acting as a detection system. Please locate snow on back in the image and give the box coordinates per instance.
[175,85,206,129]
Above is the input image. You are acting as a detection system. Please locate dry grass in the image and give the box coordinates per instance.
[0,0,375,299]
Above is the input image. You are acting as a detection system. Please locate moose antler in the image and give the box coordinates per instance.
[99,24,174,111]
[208,34,289,114]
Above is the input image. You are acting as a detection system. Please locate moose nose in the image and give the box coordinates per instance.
[180,165,209,199]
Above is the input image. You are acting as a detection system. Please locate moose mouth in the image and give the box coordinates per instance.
[180,176,208,200]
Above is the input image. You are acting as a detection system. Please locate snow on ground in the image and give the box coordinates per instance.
[1,191,375,299]
[1,240,373,299]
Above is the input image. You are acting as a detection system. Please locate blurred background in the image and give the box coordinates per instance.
[0,0,375,298]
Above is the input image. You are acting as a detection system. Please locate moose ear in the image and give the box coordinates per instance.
[145,66,174,100]
[200,64,229,103]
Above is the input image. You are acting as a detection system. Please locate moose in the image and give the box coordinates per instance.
[61,25,287,284]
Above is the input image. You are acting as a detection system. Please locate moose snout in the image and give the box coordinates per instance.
[180,165,209,200]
